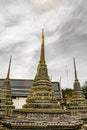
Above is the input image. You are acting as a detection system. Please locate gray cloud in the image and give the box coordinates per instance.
[0,0,87,89]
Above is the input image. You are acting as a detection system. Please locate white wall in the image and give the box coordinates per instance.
[13,97,26,108]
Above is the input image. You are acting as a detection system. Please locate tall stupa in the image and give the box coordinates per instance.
[0,56,15,116]
[69,58,87,114]
[23,29,61,110]
[72,58,85,101]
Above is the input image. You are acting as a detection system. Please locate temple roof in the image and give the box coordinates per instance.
[0,79,62,99]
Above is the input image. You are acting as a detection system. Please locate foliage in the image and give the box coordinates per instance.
[61,88,73,108]
[62,88,73,98]
[82,81,87,99]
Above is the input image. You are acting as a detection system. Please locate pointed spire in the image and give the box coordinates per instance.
[73,57,78,81]
[7,56,12,79]
[42,28,44,45]
[40,28,45,64]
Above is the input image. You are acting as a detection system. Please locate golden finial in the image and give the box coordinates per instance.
[73,57,78,81]
[42,28,44,45]
[7,56,12,79]
[40,28,45,64]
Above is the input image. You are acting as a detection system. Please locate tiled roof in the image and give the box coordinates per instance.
[0,79,62,99]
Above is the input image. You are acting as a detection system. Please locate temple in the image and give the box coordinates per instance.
[0,30,83,130]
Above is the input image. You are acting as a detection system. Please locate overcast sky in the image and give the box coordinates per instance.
[0,0,87,89]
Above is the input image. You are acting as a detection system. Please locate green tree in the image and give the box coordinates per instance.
[62,88,73,98]
[61,88,73,108]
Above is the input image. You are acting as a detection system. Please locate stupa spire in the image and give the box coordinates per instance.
[7,56,12,79]
[0,56,15,116]
[73,57,78,81]
[23,29,61,110]
[40,28,45,64]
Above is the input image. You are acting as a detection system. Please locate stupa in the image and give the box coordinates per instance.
[69,58,87,115]
[22,29,61,111]
[0,56,15,116]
